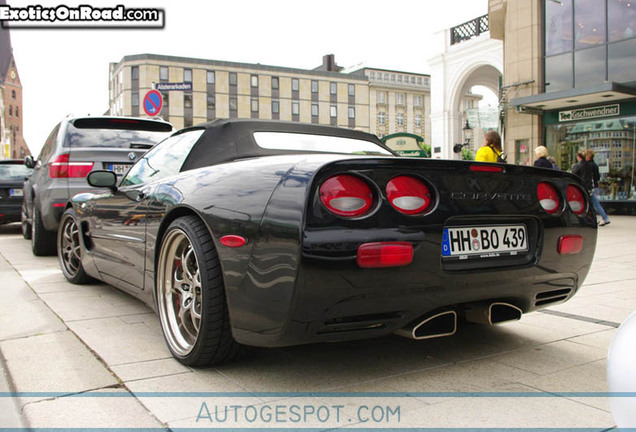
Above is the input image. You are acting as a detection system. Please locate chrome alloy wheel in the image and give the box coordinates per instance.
[157,229,203,357]
[60,216,82,277]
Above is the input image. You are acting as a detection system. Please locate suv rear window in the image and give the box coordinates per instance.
[64,118,172,148]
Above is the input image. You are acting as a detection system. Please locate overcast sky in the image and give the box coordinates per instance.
[8,0,489,156]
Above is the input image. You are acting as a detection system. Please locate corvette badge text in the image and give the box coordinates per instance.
[0,4,164,28]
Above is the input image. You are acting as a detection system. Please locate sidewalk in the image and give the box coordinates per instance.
[1,217,635,429]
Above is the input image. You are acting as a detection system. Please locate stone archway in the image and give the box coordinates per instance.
[428,25,503,159]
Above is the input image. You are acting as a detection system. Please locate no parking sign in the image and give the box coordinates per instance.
[143,90,163,116]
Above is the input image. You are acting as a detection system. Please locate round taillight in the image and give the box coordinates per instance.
[319,175,373,217]
[537,182,561,214]
[566,185,586,215]
[386,176,432,215]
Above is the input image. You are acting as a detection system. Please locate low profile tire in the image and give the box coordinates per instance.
[156,216,244,366]
[57,208,90,284]
[31,204,57,256]
[21,203,32,240]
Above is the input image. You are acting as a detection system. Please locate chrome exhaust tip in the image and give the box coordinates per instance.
[395,310,457,340]
[465,302,522,325]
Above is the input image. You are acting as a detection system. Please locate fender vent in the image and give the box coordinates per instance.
[535,288,572,306]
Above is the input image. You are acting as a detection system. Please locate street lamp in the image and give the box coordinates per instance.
[453,120,472,153]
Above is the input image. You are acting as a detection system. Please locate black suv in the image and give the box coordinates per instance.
[23,116,173,255]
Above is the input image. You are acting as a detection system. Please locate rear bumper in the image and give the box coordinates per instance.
[0,200,22,223]
[231,223,596,347]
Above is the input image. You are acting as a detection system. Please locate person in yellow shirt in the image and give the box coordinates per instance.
[475,131,503,163]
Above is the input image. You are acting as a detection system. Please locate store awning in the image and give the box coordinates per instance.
[509,82,636,113]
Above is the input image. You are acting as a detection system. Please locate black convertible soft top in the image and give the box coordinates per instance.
[180,119,396,171]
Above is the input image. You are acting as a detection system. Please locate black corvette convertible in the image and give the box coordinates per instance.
[58,119,597,366]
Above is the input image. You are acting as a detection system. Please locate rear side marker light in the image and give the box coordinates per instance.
[537,182,560,214]
[219,235,246,248]
[49,154,94,178]
[386,176,432,215]
[470,165,504,173]
[557,235,583,255]
[319,175,373,217]
[566,185,586,215]
[357,242,413,268]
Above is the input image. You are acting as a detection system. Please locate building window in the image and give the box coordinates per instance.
[330,82,337,95]
[229,72,237,86]
[348,84,355,96]
[15,107,19,117]
[207,71,215,84]
[383,73,389,81]
[229,97,237,111]
[8,106,12,116]
[348,107,355,119]
[311,103,318,116]
[162,93,169,107]
[377,92,386,104]
[272,100,280,114]
[417,77,423,85]
[272,76,279,90]
[330,105,337,117]
[251,98,259,112]
[132,93,139,107]
[184,94,192,109]
[396,93,405,105]
[292,78,299,91]
[207,95,215,109]
[292,102,299,115]
[251,75,258,88]
[397,113,404,126]
[131,66,139,80]
[378,111,385,125]
[311,80,318,93]
[11,90,16,99]
[160,66,169,81]
[398,75,403,83]
[184,69,192,83]
[414,95,422,107]
[370,71,375,80]
[415,114,422,128]
[391,74,396,82]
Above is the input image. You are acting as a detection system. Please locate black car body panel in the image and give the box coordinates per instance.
[0,160,32,224]
[67,119,597,349]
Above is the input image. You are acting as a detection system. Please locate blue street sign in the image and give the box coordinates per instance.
[143,90,163,116]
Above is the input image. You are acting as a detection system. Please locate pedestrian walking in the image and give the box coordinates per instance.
[475,131,504,163]
[586,149,611,226]
[533,146,553,169]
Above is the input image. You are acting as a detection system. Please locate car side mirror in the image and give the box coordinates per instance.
[24,155,35,169]
[87,170,118,190]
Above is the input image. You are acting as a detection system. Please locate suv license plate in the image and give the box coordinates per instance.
[107,163,131,176]
[9,188,23,197]
[442,225,528,258]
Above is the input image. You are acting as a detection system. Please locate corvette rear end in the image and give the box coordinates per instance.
[233,157,596,347]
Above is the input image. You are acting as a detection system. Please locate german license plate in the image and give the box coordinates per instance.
[442,225,528,258]
[9,188,23,197]
[107,163,131,175]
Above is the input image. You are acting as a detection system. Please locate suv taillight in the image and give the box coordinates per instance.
[49,154,94,178]
[319,174,374,217]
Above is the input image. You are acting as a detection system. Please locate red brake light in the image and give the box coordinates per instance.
[357,242,414,268]
[566,185,586,215]
[319,175,373,217]
[557,235,583,255]
[470,165,504,173]
[49,154,94,178]
[386,176,432,215]
[537,182,560,214]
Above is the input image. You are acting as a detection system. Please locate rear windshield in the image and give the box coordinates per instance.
[253,131,392,156]
[0,163,33,180]
[64,119,172,148]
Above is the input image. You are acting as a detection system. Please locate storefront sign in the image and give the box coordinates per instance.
[155,82,193,91]
[559,104,620,122]
[382,134,427,157]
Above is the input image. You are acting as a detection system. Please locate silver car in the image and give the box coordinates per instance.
[23,116,173,255]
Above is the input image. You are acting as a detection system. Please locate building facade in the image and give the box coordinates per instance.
[490,0,636,202]
[0,20,29,159]
[108,54,432,146]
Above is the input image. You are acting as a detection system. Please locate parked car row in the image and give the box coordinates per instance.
[13,117,598,367]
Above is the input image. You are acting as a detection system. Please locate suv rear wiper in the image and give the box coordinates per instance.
[129,142,154,149]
